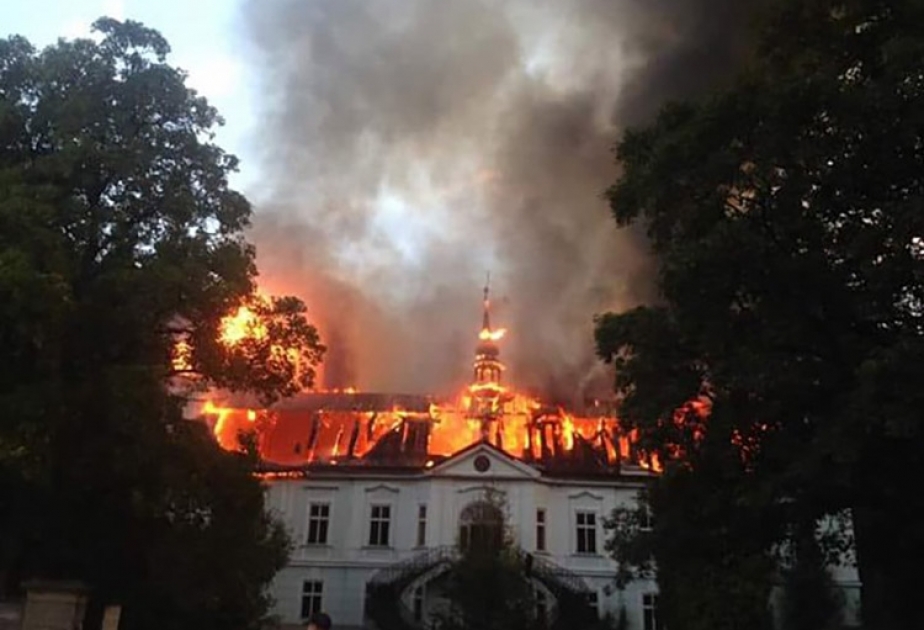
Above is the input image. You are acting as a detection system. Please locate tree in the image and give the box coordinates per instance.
[437,543,540,630]
[778,518,844,630]
[596,1,924,628]
[0,18,323,629]
[605,462,777,630]
[434,491,539,630]
[173,292,326,405]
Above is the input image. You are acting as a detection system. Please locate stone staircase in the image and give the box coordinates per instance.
[364,546,598,630]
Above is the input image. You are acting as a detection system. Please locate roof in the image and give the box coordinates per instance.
[257,438,655,483]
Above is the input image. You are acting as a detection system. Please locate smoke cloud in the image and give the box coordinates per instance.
[238,0,752,397]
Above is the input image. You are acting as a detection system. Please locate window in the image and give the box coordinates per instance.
[301,581,323,619]
[588,591,599,615]
[536,508,547,552]
[369,504,391,547]
[535,588,548,625]
[643,593,661,630]
[576,511,597,554]
[639,504,654,531]
[459,502,503,553]
[417,504,427,547]
[306,503,330,545]
[412,586,424,622]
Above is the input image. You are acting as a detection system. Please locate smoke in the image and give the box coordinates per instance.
[238,0,752,395]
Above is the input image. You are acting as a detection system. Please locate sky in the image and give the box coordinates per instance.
[2,0,748,394]
[2,0,441,257]
[3,0,258,188]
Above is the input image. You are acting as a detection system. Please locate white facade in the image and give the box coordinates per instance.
[263,442,658,630]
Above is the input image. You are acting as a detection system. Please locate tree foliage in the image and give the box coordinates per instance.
[437,544,540,630]
[596,1,924,628]
[778,518,844,630]
[435,491,540,630]
[174,293,326,406]
[0,18,322,629]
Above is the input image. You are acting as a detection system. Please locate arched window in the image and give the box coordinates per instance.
[458,501,504,552]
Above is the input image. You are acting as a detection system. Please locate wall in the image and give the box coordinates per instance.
[263,444,656,628]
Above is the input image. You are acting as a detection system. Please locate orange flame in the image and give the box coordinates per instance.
[203,400,235,449]
[479,328,507,341]
[220,305,267,346]
[171,338,193,372]
[199,289,662,472]
[202,389,660,470]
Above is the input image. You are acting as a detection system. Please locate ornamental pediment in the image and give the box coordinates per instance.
[427,441,540,480]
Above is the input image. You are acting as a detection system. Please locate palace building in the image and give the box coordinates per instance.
[205,285,654,629]
[203,285,859,630]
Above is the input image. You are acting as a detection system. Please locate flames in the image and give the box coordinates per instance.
[171,338,193,373]
[199,386,654,470]
[195,287,662,472]
[170,294,301,376]
[478,328,506,341]
[220,304,267,345]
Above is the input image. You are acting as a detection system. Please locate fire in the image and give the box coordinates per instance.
[200,387,645,469]
[479,328,507,341]
[561,414,576,451]
[202,400,236,450]
[220,305,267,346]
[170,292,311,380]
[171,338,193,372]
[198,282,660,473]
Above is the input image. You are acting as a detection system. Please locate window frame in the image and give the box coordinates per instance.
[458,501,504,553]
[416,504,427,547]
[300,580,324,620]
[412,585,424,622]
[535,587,548,624]
[575,510,598,554]
[536,508,547,552]
[306,502,330,545]
[642,592,660,630]
[368,503,392,547]
[588,591,599,617]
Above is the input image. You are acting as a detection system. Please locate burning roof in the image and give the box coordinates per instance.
[200,391,650,474]
[196,282,659,475]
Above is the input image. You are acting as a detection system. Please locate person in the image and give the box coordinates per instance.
[306,612,332,630]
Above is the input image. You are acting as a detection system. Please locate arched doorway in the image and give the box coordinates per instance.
[458,501,504,553]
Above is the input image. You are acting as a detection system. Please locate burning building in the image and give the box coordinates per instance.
[202,284,653,474]
[197,281,864,630]
[198,284,662,630]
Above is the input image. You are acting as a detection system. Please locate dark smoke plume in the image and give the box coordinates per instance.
[238,0,752,396]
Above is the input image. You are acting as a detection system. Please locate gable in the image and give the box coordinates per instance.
[428,442,540,480]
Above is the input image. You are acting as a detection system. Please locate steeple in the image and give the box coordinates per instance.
[473,274,503,387]
[482,273,491,332]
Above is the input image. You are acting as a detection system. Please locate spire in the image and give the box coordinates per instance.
[482,272,491,332]
[471,273,505,423]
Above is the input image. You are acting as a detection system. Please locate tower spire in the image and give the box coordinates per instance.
[473,273,503,385]
[471,274,505,435]
[482,272,491,332]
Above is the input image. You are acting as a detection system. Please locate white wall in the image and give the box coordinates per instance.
[262,443,862,630]
[263,444,656,628]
